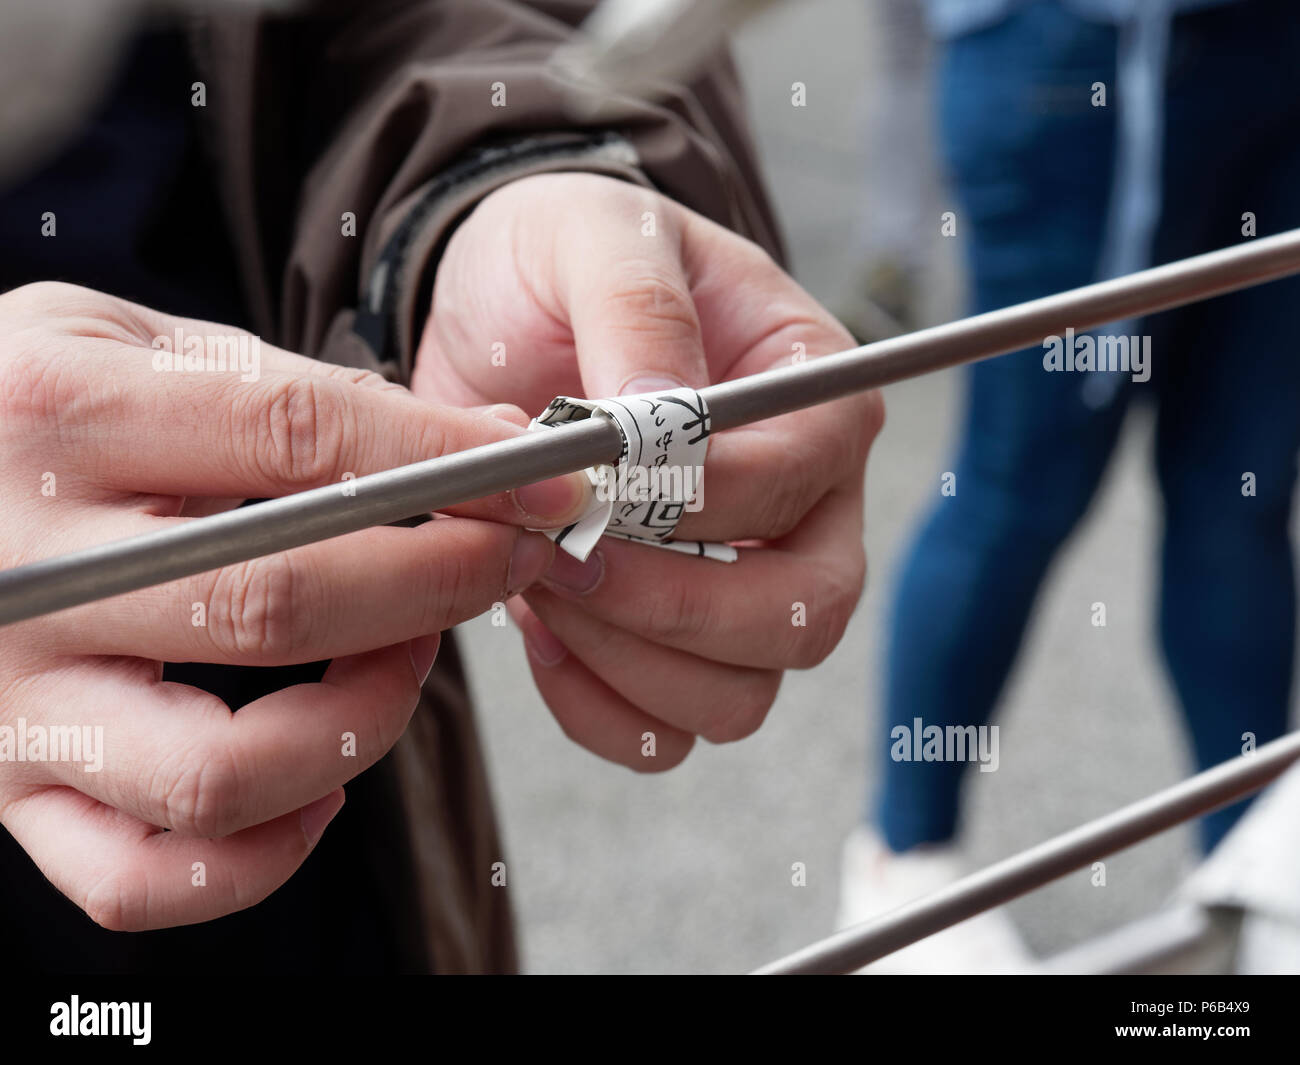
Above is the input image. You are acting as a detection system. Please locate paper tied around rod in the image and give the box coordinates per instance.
[524,387,737,563]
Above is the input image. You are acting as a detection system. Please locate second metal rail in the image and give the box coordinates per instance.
[753,731,1300,975]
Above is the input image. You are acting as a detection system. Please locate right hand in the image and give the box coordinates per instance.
[0,282,591,931]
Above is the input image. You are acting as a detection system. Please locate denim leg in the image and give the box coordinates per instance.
[874,2,1127,850]
[1149,0,1300,852]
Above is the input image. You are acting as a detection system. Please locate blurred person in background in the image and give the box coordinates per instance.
[841,0,1300,972]
[840,0,944,339]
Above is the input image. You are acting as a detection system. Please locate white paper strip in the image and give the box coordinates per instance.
[525,387,738,563]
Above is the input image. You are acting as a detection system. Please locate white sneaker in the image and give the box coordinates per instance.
[836,825,1033,974]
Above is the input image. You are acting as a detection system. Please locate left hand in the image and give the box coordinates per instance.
[412,172,883,770]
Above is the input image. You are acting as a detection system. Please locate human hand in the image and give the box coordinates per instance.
[0,281,593,928]
[412,173,883,769]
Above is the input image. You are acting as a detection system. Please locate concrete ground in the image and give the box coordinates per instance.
[457,0,1288,973]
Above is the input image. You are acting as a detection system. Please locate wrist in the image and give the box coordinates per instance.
[352,132,649,385]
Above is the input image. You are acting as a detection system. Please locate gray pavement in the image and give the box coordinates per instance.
[457,0,1285,973]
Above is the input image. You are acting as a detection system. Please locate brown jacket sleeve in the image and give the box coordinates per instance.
[193,0,783,378]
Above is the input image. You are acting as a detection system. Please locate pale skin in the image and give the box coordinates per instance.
[415,174,882,764]
[0,172,882,931]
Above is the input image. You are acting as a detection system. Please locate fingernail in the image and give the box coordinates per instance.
[300,789,345,847]
[507,532,554,597]
[542,547,604,596]
[618,373,685,397]
[409,634,440,686]
[523,615,568,667]
[482,403,530,428]
[514,472,592,522]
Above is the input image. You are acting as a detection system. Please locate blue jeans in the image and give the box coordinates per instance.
[874,0,1300,854]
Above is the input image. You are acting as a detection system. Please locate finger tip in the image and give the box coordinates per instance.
[483,402,532,429]
[513,470,594,525]
[506,530,555,597]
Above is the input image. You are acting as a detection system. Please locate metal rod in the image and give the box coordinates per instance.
[4,229,1300,626]
[752,730,1300,975]
[0,418,624,627]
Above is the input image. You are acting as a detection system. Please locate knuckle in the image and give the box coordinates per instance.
[641,577,716,646]
[0,286,166,436]
[259,376,350,486]
[740,238,780,275]
[10,281,152,344]
[725,228,786,279]
[752,450,815,539]
[0,345,59,426]
[588,174,665,219]
[795,406,860,486]
[205,556,311,661]
[606,265,700,340]
[420,544,484,628]
[317,362,404,394]
[0,338,131,449]
[702,673,781,744]
[790,564,863,668]
[5,280,89,316]
[788,627,830,670]
[156,742,241,838]
[0,346,106,455]
[754,490,808,541]
[839,390,886,473]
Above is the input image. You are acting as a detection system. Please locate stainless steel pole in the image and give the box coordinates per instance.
[752,730,1300,975]
[4,229,1300,626]
[0,418,624,627]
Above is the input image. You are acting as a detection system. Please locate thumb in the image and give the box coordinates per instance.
[560,197,710,400]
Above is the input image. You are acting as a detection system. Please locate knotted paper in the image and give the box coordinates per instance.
[526,387,737,563]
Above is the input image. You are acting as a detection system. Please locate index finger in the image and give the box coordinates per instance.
[37,300,591,527]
